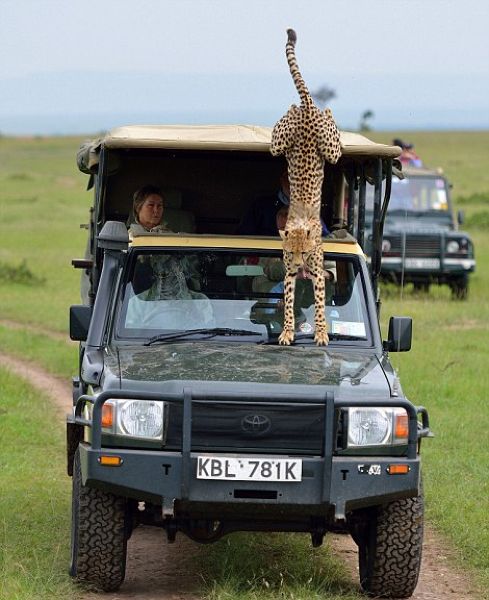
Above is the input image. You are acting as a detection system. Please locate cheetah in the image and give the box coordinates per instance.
[271,28,342,346]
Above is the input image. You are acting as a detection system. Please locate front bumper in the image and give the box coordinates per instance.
[71,389,430,522]
[79,444,421,521]
[380,256,475,279]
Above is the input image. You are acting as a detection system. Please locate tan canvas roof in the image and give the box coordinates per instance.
[100,124,401,158]
[401,166,445,177]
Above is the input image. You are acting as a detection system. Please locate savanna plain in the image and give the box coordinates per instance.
[0,131,488,599]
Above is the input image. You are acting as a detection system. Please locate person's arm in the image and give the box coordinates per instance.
[324,260,336,283]
[237,200,261,235]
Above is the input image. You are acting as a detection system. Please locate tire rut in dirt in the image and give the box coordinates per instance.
[107,528,201,600]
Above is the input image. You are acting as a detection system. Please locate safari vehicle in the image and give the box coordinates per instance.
[366,167,475,298]
[68,125,431,598]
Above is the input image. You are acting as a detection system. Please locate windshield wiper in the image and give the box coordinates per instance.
[144,328,262,346]
[291,333,365,343]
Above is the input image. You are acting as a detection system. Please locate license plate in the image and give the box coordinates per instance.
[196,456,302,482]
[404,258,440,269]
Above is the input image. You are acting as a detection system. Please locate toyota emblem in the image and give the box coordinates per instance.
[241,414,272,436]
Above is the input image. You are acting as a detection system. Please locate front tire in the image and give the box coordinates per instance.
[70,447,128,591]
[449,275,469,300]
[355,494,424,598]
[413,282,430,294]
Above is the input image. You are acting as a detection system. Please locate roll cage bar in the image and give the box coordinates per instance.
[344,157,393,304]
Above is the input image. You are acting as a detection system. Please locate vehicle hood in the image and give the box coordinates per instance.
[383,215,452,233]
[103,343,393,399]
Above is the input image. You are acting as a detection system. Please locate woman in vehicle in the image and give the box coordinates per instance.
[129,185,168,235]
[126,186,214,329]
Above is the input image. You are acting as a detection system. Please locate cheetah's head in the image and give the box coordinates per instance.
[280,228,318,267]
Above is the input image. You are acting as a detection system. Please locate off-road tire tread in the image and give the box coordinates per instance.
[71,449,127,592]
[360,495,424,598]
[449,275,469,301]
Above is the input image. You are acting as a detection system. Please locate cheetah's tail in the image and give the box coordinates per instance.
[286,28,312,108]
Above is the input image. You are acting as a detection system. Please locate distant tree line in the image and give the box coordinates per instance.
[311,85,374,132]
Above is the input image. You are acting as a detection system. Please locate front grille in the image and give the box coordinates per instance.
[165,401,325,454]
[388,234,441,257]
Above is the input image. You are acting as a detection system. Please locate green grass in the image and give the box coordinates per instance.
[466,210,489,229]
[0,259,46,285]
[369,130,489,200]
[456,192,489,206]
[1,132,489,597]
[0,326,78,381]
[0,136,90,331]
[0,368,78,600]
[380,229,489,594]
[199,533,361,600]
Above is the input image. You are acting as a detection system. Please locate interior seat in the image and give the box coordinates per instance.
[163,190,196,233]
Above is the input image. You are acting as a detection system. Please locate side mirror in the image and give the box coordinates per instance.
[457,210,465,225]
[70,305,92,341]
[384,316,412,352]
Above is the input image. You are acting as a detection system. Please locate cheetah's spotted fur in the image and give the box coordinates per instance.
[271,28,342,345]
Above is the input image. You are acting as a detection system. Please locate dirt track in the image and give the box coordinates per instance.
[0,348,480,599]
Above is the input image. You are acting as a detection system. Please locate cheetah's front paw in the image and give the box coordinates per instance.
[278,328,295,346]
[314,325,329,346]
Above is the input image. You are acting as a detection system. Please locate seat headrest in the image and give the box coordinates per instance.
[163,189,183,209]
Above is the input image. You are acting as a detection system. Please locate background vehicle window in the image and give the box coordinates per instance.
[366,177,449,212]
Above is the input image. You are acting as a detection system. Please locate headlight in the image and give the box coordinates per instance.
[118,400,164,439]
[102,399,167,441]
[382,239,391,252]
[446,240,460,254]
[347,407,408,447]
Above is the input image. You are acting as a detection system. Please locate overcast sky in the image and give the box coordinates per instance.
[1,0,488,133]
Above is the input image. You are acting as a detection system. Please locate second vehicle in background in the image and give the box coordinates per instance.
[366,166,475,299]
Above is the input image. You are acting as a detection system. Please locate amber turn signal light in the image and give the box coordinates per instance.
[387,464,410,475]
[101,403,114,428]
[394,414,409,439]
[98,455,123,467]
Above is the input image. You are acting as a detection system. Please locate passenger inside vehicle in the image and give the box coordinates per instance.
[126,185,213,326]
[128,185,168,235]
[237,171,291,236]
[237,171,330,236]
[126,253,215,330]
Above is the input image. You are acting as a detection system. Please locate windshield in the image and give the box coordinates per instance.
[114,248,372,345]
[366,175,450,213]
